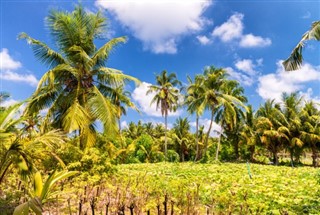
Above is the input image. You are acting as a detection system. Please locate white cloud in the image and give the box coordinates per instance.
[132,82,182,117]
[225,67,253,86]
[212,13,271,48]
[240,34,272,48]
[212,13,243,42]
[95,0,211,54]
[121,120,128,129]
[0,48,22,70]
[1,70,38,87]
[235,59,257,76]
[196,35,212,45]
[0,98,19,107]
[299,88,320,107]
[190,118,221,137]
[257,61,320,102]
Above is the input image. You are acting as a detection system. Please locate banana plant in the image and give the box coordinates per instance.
[13,170,78,215]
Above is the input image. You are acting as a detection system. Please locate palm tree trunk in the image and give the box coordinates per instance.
[165,113,168,157]
[194,116,199,161]
[204,111,214,158]
[311,146,318,167]
[215,126,222,161]
[118,117,121,133]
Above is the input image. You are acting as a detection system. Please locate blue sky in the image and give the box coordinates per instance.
[1,0,319,132]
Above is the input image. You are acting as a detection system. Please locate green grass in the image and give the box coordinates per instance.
[109,162,320,214]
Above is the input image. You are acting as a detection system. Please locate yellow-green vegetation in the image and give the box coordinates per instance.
[60,162,320,214]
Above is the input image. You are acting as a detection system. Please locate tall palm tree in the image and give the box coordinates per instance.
[281,93,304,165]
[256,100,288,165]
[215,80,247,160]
[185,75,206,161]
[300,101,320,167]
[20,5,139,149]
[105,84,138,131]
[283,21,320,71]
[172,117,191,162]
[196,66,246,159]
[147,70,181,156]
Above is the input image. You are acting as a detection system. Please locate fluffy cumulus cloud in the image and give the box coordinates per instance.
[132,82,182,117]
[95,0,211,54]
[0,48,38,87]
[212,13,243,42]
[239,34,271,48]
[0,48,22,70]
[257,61,320,102]
[212,13,271,48]
[1,71,38,87]
[226,58,262,86]
[196,35,212,45]
[0,98,19,107]
[190,118,221,137]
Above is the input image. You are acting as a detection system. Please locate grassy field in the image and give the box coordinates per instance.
[63,162,320,215]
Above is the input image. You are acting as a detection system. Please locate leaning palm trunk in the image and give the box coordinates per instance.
[204,111,214,158]
[194,116,199,161]
[311,146,318,167]
[164,113,168,157]
[215,122,223,161]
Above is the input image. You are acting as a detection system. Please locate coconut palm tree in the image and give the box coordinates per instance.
[105,84,138,131]
[185,75,206,161]
[20,5,139,149]
[300,101,320,167]
[147,70,181,156]
[215,80,247,160]
[172,117,191,162]
[281,93,304,165]
[283,21,320,71]
[256,100,288,165]
[0,103,65,184]
[197,66,246,159]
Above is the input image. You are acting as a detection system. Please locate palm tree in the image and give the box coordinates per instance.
[105,84,138,131]
[300,101,320,167]
[147,70,181,156]
[20,5,139,149]
[215,80,247,160]
[283,21,320,71]
[172,117,191,162]
[0,103,65,184]
[281,93,304,165]
[185,75,206,161]
[256,100,288,165]
[239,105,257,162]
[196,66,246,159]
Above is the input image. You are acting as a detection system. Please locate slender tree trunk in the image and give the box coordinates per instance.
[194,116,199,161]
[215,128,222,161]
[118,117,121,132]
[165,113,168,157]
[290,148,294,167]
[311,146,318,167]
[249,145,255,162]
[273,148,279,165]
[204,111,214,158]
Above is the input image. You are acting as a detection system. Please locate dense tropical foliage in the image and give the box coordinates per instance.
[1,5,320,215]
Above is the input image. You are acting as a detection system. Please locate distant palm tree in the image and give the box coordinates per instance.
[196,66,246,159]
[185,75,206,161]
[106,84,138,131]
[300,101,320,167]
[20,5,139,149]
[172,117,191,162]
[281,93,304,165]
[256,100,288,165]
[147,70,181,156]
[283,21,320,71]
[215,80,247,160]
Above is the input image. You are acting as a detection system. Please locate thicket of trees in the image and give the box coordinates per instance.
[0,5,319,214]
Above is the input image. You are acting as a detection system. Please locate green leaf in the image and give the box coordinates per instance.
[13,202,29,215]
